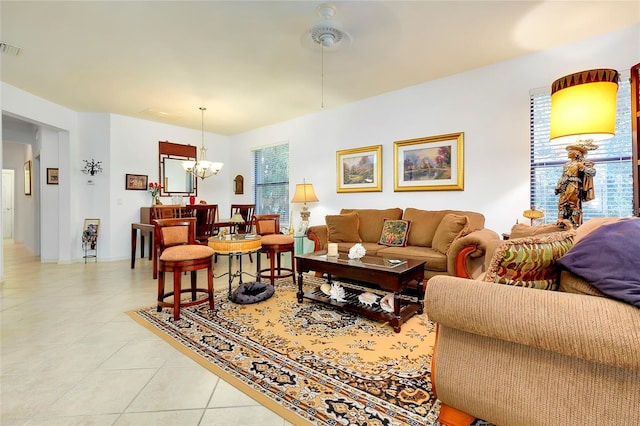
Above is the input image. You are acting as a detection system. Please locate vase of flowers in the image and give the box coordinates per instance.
[148,182,163,206]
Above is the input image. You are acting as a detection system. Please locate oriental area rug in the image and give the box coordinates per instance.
[129,274,443,425]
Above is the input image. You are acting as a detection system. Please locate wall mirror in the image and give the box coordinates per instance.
[159,141,197,196]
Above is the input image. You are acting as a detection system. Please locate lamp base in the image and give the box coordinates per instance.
[299,206,311,222]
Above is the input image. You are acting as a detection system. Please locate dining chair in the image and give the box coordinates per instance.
[151,205,183,219]
[253,214,295,286]
[154,217,215,320]
[186,204,219,244]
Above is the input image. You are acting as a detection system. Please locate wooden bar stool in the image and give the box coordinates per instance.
[155,217,215,320]
[253,214,295,286]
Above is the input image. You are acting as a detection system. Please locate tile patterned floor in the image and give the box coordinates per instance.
[1,241,293,426]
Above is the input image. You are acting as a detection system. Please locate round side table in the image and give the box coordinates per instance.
[208,235,262,298]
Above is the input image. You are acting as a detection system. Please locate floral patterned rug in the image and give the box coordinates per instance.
[128,274,441,425]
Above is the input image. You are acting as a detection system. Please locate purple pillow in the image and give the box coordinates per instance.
[557,219,640,307]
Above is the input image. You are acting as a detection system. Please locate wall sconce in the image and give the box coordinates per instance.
[82,159,103,176]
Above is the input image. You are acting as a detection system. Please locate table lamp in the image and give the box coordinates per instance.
[523,205,544,226]
[291,179,319,233]
[230,212,245,236]
[550,68,619,145]
[550,68,618,226]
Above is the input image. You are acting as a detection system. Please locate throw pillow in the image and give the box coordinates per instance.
[326,212,362,243]
[557,219,640,307]
[432,214,469,254]
[378,219,411,247]
[483,231,575,290]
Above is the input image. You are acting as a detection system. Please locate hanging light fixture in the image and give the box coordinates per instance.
[183,107,223,180]
[308,4,350,108]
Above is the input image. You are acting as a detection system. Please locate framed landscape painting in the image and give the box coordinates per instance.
[393,132,464,191]
[336,145,382,193]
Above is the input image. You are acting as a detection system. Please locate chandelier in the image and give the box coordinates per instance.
[183,107,223,179]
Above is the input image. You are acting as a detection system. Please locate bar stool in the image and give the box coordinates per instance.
[155,217,215,320]
[253,214,295,286]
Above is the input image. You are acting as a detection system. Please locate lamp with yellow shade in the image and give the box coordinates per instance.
[550,68,619,226]
[291,180,319,233]
[550,69,619,144]
[523,205,544,226]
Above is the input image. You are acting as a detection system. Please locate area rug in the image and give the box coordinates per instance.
[128,274,441,425]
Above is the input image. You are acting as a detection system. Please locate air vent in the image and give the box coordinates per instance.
[0,42,22,56]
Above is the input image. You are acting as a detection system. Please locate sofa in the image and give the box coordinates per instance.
[306,208,500,280]
[425,217,640,425]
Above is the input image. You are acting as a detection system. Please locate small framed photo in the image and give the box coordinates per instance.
[83,218,100,236]
[125,174,148,190]
[336,145,382,193]
[47,168,59,185]
[393,132,464,191]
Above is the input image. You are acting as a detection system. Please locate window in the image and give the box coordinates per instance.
[529,72,633,223]
[253,143,290,225]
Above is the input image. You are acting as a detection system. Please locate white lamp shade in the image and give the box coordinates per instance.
[550,68,619,143]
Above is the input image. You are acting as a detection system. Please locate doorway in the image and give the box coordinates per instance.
[2,169,15,240]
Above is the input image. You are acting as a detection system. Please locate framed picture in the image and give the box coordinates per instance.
[24,161,32,195]
[125,174,148,190]
[394,132,464,191]
[83,218,100,236]
[336,145,382,193]
[47,168,59,185]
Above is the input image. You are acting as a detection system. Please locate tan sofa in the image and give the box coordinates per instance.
[425,218,640,425]
[306,208,500,280]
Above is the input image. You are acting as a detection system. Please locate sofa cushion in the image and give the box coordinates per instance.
[557,219,640,307]
[378,219,411,247]
[483,230,575,290]
[432,214,469,254]
[326,212,361,243]
[335,242,387,256]
[341,208,403,243]
[558,270,607,297]
[378,246,448,271]
[509,220,572,239]
[403,208,445,247]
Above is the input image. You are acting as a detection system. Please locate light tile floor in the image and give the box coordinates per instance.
[1,241,293,426]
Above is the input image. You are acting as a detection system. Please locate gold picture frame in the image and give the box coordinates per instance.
[393,132,464,191]
[336,145,382,193]
[24,161,32,195]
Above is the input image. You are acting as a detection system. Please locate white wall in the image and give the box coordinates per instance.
[108,114,231,259]
[229,24,639,235]
[2,24,638,265]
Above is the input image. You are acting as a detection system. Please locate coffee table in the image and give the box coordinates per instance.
[295,252,425,332]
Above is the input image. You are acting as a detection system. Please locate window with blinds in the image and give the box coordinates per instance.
[253,143,290,225]
[529,72,633,223]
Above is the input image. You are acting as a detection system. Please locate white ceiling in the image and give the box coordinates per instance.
[1,1,638,136]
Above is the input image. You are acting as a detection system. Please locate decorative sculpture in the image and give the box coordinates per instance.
[554,142,597,227]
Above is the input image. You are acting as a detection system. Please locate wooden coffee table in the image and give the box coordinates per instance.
[295,252,425,332]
